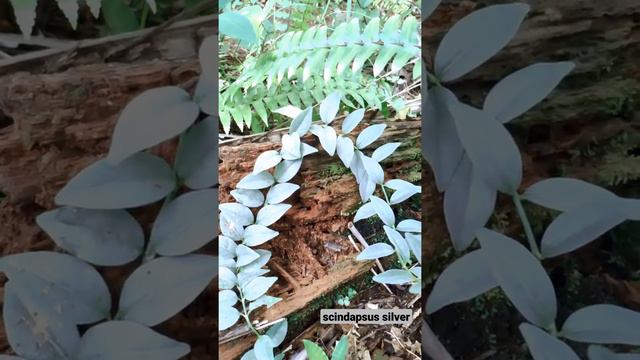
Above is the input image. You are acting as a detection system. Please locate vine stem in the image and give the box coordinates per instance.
[239,288,260,337]
[381,184,391,205]
[513,193,541,258]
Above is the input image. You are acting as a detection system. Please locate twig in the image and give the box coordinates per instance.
[271,261,301,290]
[422,320,454,360]
[348,223,387,275]
[346,235,394,295]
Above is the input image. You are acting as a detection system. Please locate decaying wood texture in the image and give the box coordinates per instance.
[217,119,421,358]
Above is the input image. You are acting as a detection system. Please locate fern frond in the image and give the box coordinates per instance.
[238,15,420,90]
[219,73,395,134]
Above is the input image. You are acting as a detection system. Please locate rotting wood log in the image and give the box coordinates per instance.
[217,118,421,358]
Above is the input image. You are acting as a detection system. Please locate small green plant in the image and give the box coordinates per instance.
[303,336,349,360]
[218,92,421,359]
[424,1,640,359]
[219,0,420,133]
[0,35,217,359]
[335,287,357,306]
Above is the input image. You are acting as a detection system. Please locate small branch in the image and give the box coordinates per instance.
[271,261,301,290]
[513,193,541,258]
[347,234,394,295]
[348,223,387,275]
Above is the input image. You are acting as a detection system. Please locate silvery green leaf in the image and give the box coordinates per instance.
[236,244,260,267]
[372,142,401,162]
[359,178,376,203]
[55,152,175,209]
[4,280,80,360]
[485,62,575,123]
[588,345,640,360]
[350,151,367,184]
[254,151,283,174]
[149,189,217,256]
[231,189,265,208]
[266,320,288,347]
[107,86,199,164]
[290,107,313,136]
[274,159,302,183]
[389,182,421,205]
[422,87,464,191]
[356,243,394,260]
[77,321,190,360]
[562,304,640,345]
[541,201,626,258]
[238,269,269,289]
[36,207,144,266]
[519,323,580,360]
[409,282,421,294]
[342,109,365,134]
[356,124,386,149]
[405,233,421,264]
[411,267,421,278]
[0,251,111,324]
[361,154,384,184]
[281,133,302,160]
[397,219,421,233]
[220,257,236,269]
[175,116,218,189]
[434,3,529,82]
[219,305,241,331]
[219,236,237,259]
[336,136,355,167]
[370,196,395,227]
[249,295,281,313]
[385,179,414,191]
[444,157,497,250]
[383,225,411,264]
[311,125,337,156]
[254,335,275,360]
[274,105,302,119]
[523,177,617,212]
[9,0,37,38]
[332,336,349,360]
[301,143,318,157]
[256,204,292,226]
[220,214,245,240]
[238,171,275,190]
[243,276,278,301]
[622,199,640,221]
[195,77,215,116]
[118,254,217,326]
[477,228,557,328]
[353,202,376,222]
[450,101,522,194]
[423,0,441,20]
[220,290,238,308]
[320,92,341,124]
[241,250,272,272]
[243,225,279,246]
[220,202,254,226]
[427,250,497,313]
[198,36,216,83]
[373,269,414,285]
[241,350,257,360]
[266,183,300,204]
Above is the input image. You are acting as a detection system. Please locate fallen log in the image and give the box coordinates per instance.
[217,118,422,358]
